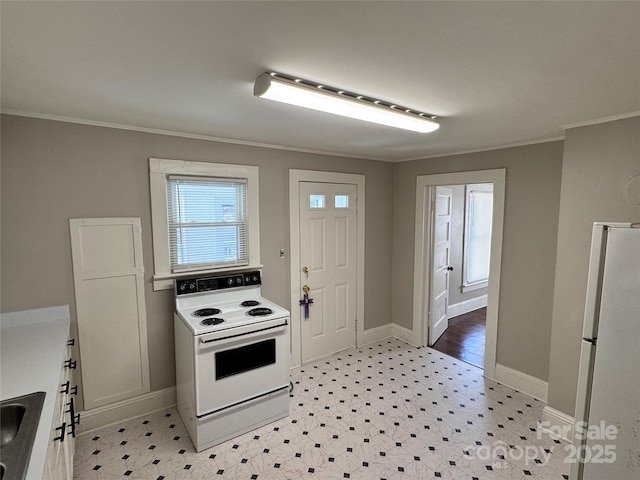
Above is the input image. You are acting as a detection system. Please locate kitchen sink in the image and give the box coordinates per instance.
[0,392,45,480]
[1,404,26,447]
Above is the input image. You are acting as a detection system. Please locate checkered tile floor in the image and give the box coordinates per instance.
[74,339,570,479]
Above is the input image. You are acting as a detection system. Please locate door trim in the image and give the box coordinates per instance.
[412,169,505,379]
[289,170,365,368]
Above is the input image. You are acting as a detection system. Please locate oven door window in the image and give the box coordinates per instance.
[215,339,276,380]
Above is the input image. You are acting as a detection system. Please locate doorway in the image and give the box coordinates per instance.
[412,170,505,379]
[430,183,493,368]
[289,170,365,367]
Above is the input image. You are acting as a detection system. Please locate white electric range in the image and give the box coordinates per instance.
[173,270,290,452]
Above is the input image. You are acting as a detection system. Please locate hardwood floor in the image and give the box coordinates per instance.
[431,307,486,368]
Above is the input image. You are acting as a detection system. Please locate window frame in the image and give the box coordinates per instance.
[462,183,493,292]
[149,158,260,290]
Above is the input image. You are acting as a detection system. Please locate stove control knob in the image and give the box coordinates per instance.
[227,278,234,286]
[178,283,187,292]
[252,275,259,283]
[189,282,197,292]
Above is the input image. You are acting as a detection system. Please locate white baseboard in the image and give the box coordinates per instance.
[494,363,548,402]
[392,323,420,347]
[359,324,393,346]
[541,405,574,443]
[447,294,487,319]
[78,386,176,434]
[361,322,423,348]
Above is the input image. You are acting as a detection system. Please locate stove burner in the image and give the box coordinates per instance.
[240,300,260,307]
[200,317,225,326]
[247,307,274,317]
[192,308,221,317]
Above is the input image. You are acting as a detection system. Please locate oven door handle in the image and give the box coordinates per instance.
[199,320,288,344]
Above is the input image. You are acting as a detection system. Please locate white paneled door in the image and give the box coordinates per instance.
[70,218,150,410]
[428,186,453,345]
[299,182,357,362]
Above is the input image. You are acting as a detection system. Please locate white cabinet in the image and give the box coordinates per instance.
[43,337,78,480]
[70,218,150,410]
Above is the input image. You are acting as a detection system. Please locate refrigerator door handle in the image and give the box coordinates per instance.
[582,337,597,345]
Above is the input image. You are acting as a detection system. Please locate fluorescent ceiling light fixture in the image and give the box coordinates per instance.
[254,72,439,133]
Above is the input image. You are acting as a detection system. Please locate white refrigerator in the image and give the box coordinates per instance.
[571,223,640,480]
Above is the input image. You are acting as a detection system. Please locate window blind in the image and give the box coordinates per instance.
[167,175,248,272]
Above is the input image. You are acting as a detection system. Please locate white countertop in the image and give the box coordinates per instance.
[1,305,71,480]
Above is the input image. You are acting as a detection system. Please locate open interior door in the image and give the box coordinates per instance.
[428,186,453,345]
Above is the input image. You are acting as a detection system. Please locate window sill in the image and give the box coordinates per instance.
[152,264,264,291]
[462,281,488,293]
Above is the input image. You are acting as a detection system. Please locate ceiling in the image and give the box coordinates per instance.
[2,1,639,162]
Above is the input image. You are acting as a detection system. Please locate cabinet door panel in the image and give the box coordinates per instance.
[70,218,150,410]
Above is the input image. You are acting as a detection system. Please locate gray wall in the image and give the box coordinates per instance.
[0,115,394,406]
[392,141,564,381]
[9,113,633,415]
[547,116,640,415]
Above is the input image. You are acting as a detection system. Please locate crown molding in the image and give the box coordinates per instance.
[563,111,640,130]
[10,108,635,164]
[399,136,565,162]
[0,109,390,162]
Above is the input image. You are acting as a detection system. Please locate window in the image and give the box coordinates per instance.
[463,184,493,291]
[150,158,260,290]
[309,194,325,209]
[334,194,349,208]
[167,176,247,271]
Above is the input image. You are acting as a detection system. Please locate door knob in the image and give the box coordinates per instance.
[303,285,310,293]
